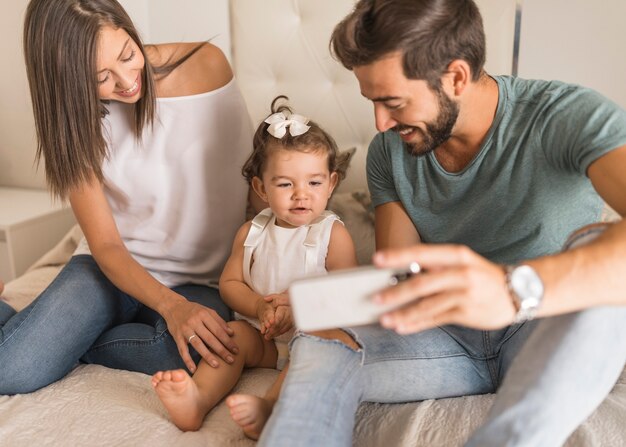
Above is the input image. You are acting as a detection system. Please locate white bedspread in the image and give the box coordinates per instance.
[2,224,626,446]
[1,362,625,446]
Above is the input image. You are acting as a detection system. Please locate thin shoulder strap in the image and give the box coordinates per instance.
[242,208,273,286]
[303,211,340,274]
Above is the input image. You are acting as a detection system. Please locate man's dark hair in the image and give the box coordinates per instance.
[330,0,486,89]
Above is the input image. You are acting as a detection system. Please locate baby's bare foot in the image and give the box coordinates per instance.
[152,369,208,431]
[226,394,274,440]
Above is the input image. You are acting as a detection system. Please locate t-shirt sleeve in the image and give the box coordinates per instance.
[366,132,400,207]
[540,86,626,175]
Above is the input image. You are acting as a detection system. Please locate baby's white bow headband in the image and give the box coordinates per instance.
[265,112,311,138]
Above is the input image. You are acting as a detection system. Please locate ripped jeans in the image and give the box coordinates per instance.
[259,223,626,447]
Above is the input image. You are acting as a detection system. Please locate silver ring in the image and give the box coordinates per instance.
[187,334,197,343]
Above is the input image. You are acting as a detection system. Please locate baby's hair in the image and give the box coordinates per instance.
[242,95,351,184]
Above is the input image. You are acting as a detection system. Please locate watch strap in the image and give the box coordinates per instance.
[504,264,541,324]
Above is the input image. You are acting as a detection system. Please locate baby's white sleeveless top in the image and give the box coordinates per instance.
[235,208,340,340]
[74,79,253,287]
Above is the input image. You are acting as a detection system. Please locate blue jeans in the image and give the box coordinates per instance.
[260,309,626,447]
[0,255,230,395]
[259,223,626,446]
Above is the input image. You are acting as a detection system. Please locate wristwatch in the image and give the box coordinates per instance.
[504,264,544,323]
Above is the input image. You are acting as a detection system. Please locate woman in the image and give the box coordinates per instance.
[0,0,253,395]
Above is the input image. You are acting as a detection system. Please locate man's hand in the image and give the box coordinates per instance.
[372,244,517,334]
[163,293,238,372]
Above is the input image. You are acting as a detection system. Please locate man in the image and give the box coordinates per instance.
[259,1,626,446]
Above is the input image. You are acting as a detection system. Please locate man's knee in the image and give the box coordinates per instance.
[307,329,360,350]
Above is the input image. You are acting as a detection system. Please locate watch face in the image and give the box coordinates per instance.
[511,265,544,304]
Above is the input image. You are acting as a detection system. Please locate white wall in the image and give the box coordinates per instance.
[117,0,230,59]
[519,0,626,108]
[475,0,516,76]
[0,0,624,190]
[0,0,229,190]
[0,0,41,189]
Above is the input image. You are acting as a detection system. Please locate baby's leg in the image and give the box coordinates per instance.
[152,321,277,431]
[228,329,357,438]
[227,363,289,439]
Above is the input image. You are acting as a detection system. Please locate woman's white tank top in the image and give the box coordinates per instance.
[74,79,253,287]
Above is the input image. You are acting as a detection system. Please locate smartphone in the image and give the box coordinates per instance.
[289,262,421,331]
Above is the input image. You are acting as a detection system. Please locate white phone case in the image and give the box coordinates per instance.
[289,264,419,331]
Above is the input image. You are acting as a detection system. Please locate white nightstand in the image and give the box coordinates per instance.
[0,187,76,281]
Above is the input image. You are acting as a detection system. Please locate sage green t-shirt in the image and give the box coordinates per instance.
[367,76,626,264]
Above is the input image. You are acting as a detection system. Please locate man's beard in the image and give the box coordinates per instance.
[397,89,459,157]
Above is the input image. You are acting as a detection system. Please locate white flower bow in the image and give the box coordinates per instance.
[264,112,311,138]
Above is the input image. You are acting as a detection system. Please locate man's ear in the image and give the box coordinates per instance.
[445,59,472,97]
[251,176,268,202]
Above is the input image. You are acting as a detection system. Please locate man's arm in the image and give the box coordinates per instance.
[374,201,421,250]
[528,144,626,315]
[371,145,626,333]
[588,145,626,216]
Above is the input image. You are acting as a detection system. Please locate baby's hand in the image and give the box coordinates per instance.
[261,293,295,339]
[256,299,276,336]
[271,305,294,338]
[263,292,289,309]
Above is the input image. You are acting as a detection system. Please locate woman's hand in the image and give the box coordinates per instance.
[162,293,238,372]
[372,243,516,334]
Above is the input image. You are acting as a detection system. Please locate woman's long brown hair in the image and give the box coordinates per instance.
[23,0,204,199]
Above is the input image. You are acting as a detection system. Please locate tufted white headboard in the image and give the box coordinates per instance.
[230,0,376,192]
[229,0,516,192]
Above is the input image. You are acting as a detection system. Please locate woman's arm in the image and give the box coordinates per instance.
[70,177,237,372]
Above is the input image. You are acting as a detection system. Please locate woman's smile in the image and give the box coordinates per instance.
[115,74,142,98]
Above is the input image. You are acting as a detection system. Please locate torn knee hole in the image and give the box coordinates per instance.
[307,329,360,351]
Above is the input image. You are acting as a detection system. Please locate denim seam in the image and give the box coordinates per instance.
[285,330,364,439]
[483,330,499,388]
[318,343,362,436]
[87,327,170,352]
[496,323,527,351]
[0,260,75,348]
[440,326,494,361]
[364,352,497,366]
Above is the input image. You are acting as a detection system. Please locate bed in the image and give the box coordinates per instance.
[2,1,625,445]
[2,201,624,447]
